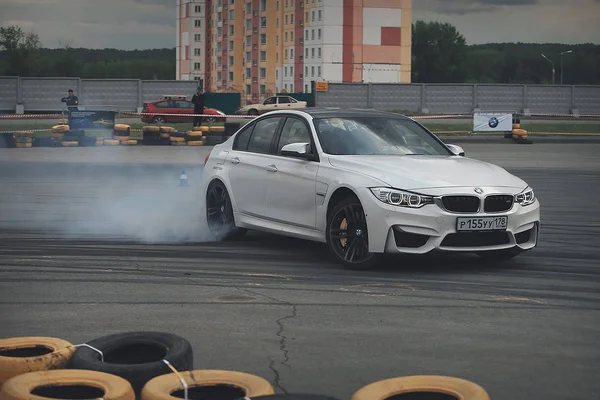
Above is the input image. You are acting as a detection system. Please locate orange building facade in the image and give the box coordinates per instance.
[176,0,412,103]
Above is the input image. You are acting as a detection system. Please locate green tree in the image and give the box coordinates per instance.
[0,25,43,76]
[411,20,467,83]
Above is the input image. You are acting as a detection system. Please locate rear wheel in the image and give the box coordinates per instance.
[247,109,259,115]
[152,116,166,124]
[326,197,379,270]
[205,116,217,123]
[206,181,246,240]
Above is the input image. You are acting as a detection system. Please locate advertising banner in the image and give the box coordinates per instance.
[68,110,116,131]
[473,112,513,132]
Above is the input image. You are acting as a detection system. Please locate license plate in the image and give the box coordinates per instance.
[456,216,508,232]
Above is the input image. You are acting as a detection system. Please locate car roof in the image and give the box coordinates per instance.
[292,107,411,119]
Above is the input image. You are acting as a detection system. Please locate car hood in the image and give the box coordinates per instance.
[327,155,527,191]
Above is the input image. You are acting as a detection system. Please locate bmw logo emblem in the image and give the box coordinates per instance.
[474,187,484,194]
[488,117,499,128]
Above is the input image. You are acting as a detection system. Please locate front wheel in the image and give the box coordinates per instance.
[152,115,166,124]
[206,181,246,240]
[326,197,380,270]
[205,116,217,123]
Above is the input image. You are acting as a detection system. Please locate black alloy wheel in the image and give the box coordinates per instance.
[327,197,379,270]
[206,181,246,240]
[152,115,166,123]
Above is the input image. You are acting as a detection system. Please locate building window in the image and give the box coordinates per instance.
[291,13,294,23]
[229,71,234,81]
[318,10,322,20]
[260,0,266,11]
[305,84,308,92]
[194,62,201,70]
[261,17,266,27]
[276,52,279,62]
[276,35,279,44]
[318,48,321,58]
[260,68,266,78]
[229,25,234,35]
[194,20,202,28]
[277,1,279,11]
[246,35,251,45]
[290,48,293,60]
[285,15,288,25]
[217,71,222,80]
[194,48,201,56]
[229,40,234,49]
[311,29,315,40]
[290,66,293,75]
[194,34,201,42]
[229,9,234,20]
[246,84,251,93]
[246,51,251,60]
[260,51,266,61]
[311,48,315,58]
[261,34,267,44]
[284,49,288,59]
[305,66,308,75]
[312,10,315,21]
[311,66,315,76]
[276,70,279,79]
[305,11,309,21]
[284,67,288,76]
[318,66,321,76]
[285,32,288,42]
[318,29,321,39]
[291,31,294,41]
[305,29,308,40]
[305,48,308,57]
[229,56,234,66]
[246,19,251,30]
[246,68,251,77]
[246,3,251,13]
[195,5,201,13]
[260,85,266,95]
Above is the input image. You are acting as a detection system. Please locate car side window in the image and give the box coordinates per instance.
[233,123,255,151]
[247,117,282,154]
[153,101,170,108]
[277,117,311,154]
[279,97,291,104]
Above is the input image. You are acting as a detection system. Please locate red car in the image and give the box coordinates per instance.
[141,95,226,124]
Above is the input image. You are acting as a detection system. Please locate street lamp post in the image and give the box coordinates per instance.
[541,53,555,85]
[560,50,573,85]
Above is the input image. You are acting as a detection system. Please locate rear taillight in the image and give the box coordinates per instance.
[204,153,210,165]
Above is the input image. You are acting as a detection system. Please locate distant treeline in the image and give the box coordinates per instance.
[1,23,599,84]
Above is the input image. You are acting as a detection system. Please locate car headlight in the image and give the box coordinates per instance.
[370,187,434,208]
[515,187,535,206]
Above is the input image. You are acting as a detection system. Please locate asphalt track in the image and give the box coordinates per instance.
[1,141,599,400]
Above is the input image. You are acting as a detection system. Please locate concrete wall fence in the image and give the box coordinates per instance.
[1,76,599,115]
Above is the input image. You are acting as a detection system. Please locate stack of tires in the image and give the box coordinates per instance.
[205,125,227,146]
[13,134,34,149]
[113,124,137,146]
[51,124,69,141]
[186,126,207,146]
[168,128,187,146]
[61,129,85,147]
[142,126,169,146]
[510,117,529,142]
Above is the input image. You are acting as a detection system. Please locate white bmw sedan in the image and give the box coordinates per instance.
[202,108,540,270]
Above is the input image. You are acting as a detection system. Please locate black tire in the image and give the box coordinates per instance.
[205,116,217,123]
[206,180,247,240]
[68,331,193,397]
[247,109,259,115]
[152,116,166,124]
[477,248,521,262]
[326,196,380,270]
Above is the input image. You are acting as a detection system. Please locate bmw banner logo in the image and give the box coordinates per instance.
[488,117,499,128]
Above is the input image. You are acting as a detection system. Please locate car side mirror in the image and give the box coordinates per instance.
[446,144,465,156]
[281,142,315,160]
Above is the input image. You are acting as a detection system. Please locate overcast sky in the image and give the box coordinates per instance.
[1,0,599,49]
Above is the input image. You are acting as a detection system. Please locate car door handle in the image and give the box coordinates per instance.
[265,164,278,172]
[230,157,240,164]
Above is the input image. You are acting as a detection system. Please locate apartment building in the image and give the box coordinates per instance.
[177,0,412,101]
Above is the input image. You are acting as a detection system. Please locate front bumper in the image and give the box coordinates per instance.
[359,187,540,255]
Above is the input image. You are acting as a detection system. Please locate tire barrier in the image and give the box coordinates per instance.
[68,331,193,397]
[0,370,135,400]
[0,337,74,388]
[140,370,274,400]
[351,375,491,400]
[104,139,120,146]
[0,133,16,148]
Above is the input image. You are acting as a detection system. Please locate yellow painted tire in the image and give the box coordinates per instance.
[186,131,204,137]
[192,126,209,132]
[143,126,160,132]
[512,123,521,129]
[14,136,33,144]
[0,369,135,400]
[114,124,131,132]
[15,143,32,148]
[57,119,68,125]
[121,140,138,146]
[51,125,69,133]
[512,128,528,136]
[351,376,490,400]
[160,133,171,139]
[61,141,79,147]
[170,141,187,146]
[51,132,65,138]
[209,126,225,132]
[140,370,274,400]
[95,138,104,146]
[187,141,205,146]
[0,337,74,387]
[170,137,185,143]
[159,126,177,133]
[104,139,120,146]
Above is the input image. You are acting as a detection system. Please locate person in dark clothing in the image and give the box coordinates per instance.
[191,87,205,127]
[60,89,79,112]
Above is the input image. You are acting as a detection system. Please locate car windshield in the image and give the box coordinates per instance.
[313,116,452,156]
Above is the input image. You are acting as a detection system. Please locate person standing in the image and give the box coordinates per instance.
[60,89,79,112]
[191,87,205,127]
